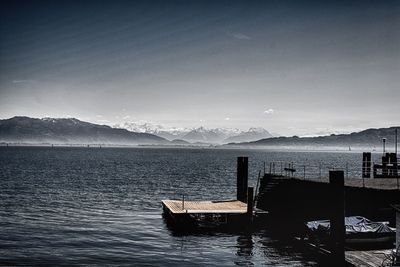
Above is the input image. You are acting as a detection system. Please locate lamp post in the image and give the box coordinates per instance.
[382,138,386,154]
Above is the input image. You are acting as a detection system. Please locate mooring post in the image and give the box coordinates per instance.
[329,170,345,266]
[389,153,398,177]
[237,157,248,202]
[383,153,389,177]
[247,187,254,222]
[182,194,185,210]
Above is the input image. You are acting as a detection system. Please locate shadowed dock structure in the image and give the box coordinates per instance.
[298,176,399,190]
[257,174,399,224]
[257,171,399,266]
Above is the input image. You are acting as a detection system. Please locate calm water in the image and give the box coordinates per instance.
[0,147,372,266]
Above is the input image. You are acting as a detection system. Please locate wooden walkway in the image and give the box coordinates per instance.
[345,249,394,267]
[162,200,247,214]
[284,176,400,190]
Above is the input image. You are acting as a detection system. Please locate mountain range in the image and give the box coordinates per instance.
[227,127,400,150]
[114,122,273,143]
[0,116,167,145]
[1,116,397,149]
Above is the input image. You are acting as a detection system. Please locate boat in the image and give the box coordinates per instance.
[305,216,395,247]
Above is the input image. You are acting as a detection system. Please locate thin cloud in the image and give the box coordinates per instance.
[96,119,110,124]
[229,32,251,40]
[263,108,274,115]
[225,117,230,121]
[12,79,36,84]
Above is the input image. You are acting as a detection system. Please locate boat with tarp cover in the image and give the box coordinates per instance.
[305,216,396,247]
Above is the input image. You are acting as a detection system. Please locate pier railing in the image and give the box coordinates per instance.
[263,161,400,190]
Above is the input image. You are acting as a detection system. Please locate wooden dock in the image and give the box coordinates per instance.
[162,200,247,214]
[162,157,255,231]
[345,249,394,267]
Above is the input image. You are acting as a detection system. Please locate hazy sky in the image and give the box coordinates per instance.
[0,0,399,136]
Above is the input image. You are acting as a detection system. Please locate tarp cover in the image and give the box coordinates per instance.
[306,216,395,234]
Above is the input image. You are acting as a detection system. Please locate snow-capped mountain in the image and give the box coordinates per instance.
[113,122,189,140]
[114,122,272,144]
[181,127,229,143]
[223,127,273,143]
[114,122,165,133]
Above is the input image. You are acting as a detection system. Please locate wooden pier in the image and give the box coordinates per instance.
[257,174,400,224]
[296,237,395,267]
[345,249,394,267]
[162,157,254,231]
[289,176,399,190]
[162,200,247,214]
[257,171,399,266]
[162,157,399,265]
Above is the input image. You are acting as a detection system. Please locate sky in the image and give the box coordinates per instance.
[0,0,399,136]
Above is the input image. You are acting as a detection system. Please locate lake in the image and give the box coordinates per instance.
[0,146,375,266]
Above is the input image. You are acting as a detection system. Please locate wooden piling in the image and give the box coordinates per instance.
[237,157,248,203]
[329,170,345,266]
[382,153,389,177]
[247,187,254,222]
[389,153,398,177]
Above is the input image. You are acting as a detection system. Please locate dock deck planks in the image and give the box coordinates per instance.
[162,199,247,214]
[345,249,393,267]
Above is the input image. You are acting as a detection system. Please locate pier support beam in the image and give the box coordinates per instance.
[247,187,254,222]
[329,170,345,266]
[237,157,248,203]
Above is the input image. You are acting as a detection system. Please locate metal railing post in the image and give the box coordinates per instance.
[319,162,322,180]
[264,161,266,175]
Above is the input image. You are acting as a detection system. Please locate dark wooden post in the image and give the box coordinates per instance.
[237,157,248,202]
[329,170,345,266]
[382,153,389,177]
[389,153,398,177]
[247,187,254,222]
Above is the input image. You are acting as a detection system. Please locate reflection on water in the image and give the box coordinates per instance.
[235,235,254,266]
[0,147,358,266]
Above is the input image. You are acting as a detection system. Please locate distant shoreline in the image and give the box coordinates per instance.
[0,143,384,153]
